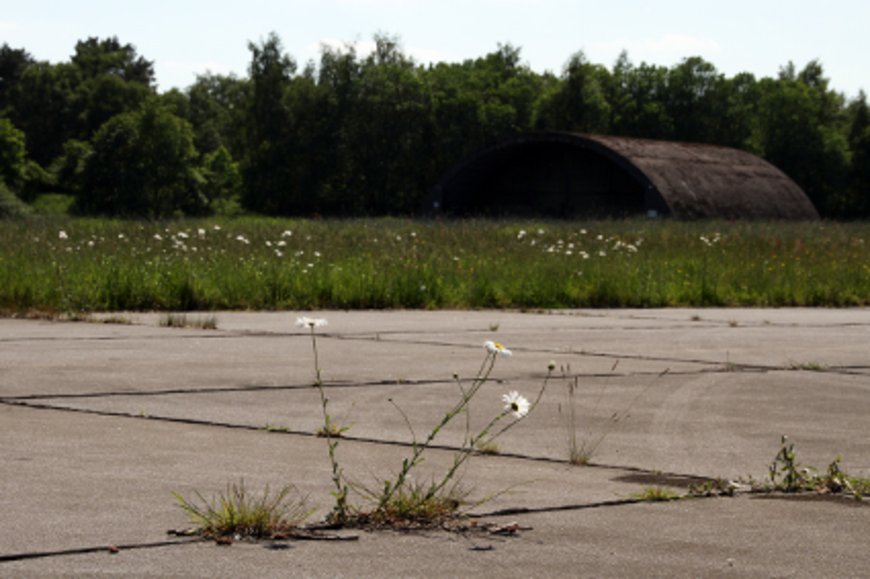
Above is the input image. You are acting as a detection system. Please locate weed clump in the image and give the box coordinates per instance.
[174,481,313,540]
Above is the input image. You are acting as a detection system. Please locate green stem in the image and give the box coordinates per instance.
[377,352,497,513]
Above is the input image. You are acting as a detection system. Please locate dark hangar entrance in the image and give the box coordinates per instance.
[428,134,669,219]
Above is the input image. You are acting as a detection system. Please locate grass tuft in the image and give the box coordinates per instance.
[174,481,313,539]
[160,313,218,330]
[631,486,682,502]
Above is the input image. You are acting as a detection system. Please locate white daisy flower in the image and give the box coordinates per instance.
[296,317,328,329]
[502,391,530,418]
[484,340,512,357]
[58,230,69,240]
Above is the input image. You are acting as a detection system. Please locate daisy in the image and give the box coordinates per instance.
[502,391,530,418]
[296,317,328,329]
[484,340,512,357]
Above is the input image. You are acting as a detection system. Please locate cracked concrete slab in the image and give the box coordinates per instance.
[2,309,870,576]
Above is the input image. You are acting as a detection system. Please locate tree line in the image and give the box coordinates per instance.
[1,33,868,219]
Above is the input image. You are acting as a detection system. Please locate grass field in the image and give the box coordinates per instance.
[1,217,869,313]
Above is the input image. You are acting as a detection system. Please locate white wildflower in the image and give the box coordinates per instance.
[484,340,512,357]
[296,317,328,329]
[502,391,530,418]
[58,230,69,240]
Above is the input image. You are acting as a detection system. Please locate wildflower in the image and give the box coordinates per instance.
[281,230,293,237]
[517,229,527,240]
[502,391,530,418]
[235,235,250,244]
[58,230,69,240]
[296,317,328,329]
[197,228,206,236]
[484,340,512,357]
[277,240,287,247]
[177,232,189,239]
[213,225,221,231]
[153,234,163,241]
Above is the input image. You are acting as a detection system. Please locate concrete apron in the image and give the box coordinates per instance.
[2,309,869,577]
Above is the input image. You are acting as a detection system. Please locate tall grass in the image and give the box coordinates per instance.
[2,216,869,312]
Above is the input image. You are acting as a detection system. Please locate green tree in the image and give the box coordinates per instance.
[664,56,723,143]
[0,117,27,188]
[533,51,611,133]
[10,62,79,166]
[843,92,870,215]
[606,55,672,139]
[0,44,34,115]
[186,73,249,158]
[330,34,432,214]
[202,144,242,214]
[71,37,155,142]
[756,62,849,215]
[70,37,155,86]
[49,139,92,197]
[79,100,204,217]
[241,32,301,214]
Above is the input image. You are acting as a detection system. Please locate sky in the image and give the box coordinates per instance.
[1,0,867,99]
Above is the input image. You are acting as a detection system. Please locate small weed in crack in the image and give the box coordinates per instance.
[174,481,314,540]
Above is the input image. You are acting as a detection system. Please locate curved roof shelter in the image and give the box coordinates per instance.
[428,132,819,220]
